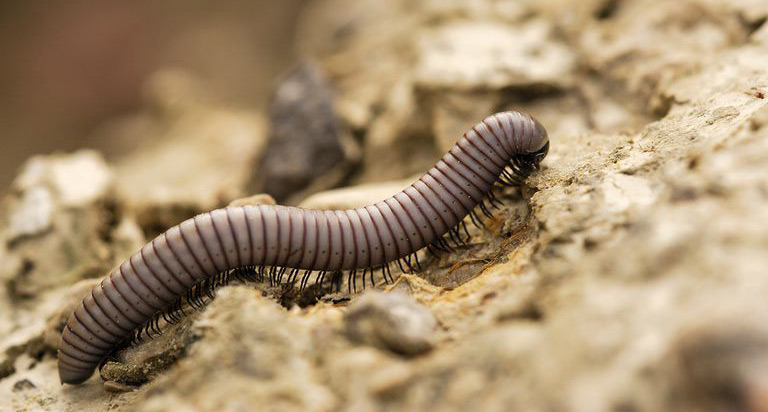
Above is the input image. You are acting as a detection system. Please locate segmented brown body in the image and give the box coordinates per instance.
[58,111,549,384]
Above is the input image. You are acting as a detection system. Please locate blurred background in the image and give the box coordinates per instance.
[0,0,304,191]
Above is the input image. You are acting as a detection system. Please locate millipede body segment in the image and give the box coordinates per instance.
[57,111,549,384]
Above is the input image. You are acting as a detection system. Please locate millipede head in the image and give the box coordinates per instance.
[511,114,549,176]
[482,111,549,177]
[529,116,549,154]
[513,140,549,174]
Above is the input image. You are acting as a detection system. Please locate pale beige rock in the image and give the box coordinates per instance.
[133,286,338,412]
[430,91,500,153]
[6,150,112,242]
[298,177,414,210]
[600,172,657,213]
[578,0,751,109]
[227,193,277,207]
[6,186,53,242]
[415,20,575,90]
[419,0,531,22]
[0,150,134,299]
[113,70,267,232]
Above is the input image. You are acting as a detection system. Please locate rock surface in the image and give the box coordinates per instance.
[2,0,768,411]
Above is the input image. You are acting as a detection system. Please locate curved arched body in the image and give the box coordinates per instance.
[57,111,549,384]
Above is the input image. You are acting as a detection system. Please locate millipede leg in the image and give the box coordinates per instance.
[479,201,494,218]
[445,228,459,246]
[315,270,326,286]
[487,191,503,209]
[176,299,187,318]
[257,266,265,282]
[469,210,485,228]
[403,255,414,273]
[460,220,471,240]
[188,285,199,309]
[397,258,409,273]
[204,279,217,299]
[413,253,423,272]
[331,270,343,292]
[438,237,455,252]
[300,270,312,290]
[381,263,390,284]
[348,269,357,294]
[453,227,467,246]
[287,268,299,285]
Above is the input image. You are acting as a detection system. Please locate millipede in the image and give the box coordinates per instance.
[57,111,549,384]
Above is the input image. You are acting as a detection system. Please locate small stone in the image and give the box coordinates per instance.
[12,378,36,392]
[344,291,436,356]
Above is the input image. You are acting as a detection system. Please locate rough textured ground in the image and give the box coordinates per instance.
[2,0,768,411]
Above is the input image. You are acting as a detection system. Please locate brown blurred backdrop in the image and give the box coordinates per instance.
[0,0,305,191]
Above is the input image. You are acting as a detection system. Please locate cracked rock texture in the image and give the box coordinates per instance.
[3,0,768,411]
